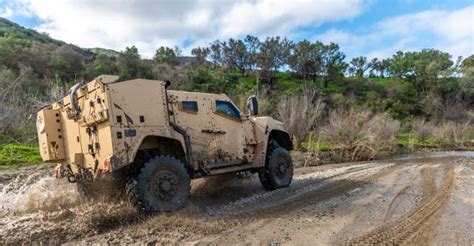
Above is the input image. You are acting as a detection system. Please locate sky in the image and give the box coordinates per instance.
[0,0,473,60]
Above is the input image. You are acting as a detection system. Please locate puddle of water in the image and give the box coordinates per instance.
[393,151,474,161]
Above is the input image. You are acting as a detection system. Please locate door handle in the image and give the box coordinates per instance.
[201,129,226,134]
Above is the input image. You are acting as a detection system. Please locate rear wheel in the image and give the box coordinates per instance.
[126,155,191,213]
[259,147,293,190]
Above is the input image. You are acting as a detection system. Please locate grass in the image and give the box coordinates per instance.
[0,144,42,166]
[301,140,331,152]
[369,77,392,86]
[395,132,439,149]
[301,132,331,152]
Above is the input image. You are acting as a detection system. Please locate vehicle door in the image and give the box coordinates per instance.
[210,99,247,164]
[171,96,217,163]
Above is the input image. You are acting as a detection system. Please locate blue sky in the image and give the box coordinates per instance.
[1,0,473,59]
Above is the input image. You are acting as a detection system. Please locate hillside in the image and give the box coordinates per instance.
[0,17,99,62]
[88,47,120,57]
[0,17,64,45]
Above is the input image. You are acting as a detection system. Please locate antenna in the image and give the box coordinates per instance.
[256,75,259,99]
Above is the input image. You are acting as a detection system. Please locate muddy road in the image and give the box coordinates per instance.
[1,152,473,245]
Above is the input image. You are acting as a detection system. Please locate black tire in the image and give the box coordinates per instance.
[126,155,191,213]
[259,147,293,190]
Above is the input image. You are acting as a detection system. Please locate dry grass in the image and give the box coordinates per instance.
[320,109,400,161]
[411,118,474,149]
[411,118,436,141]
[277,85,325,142]
[433,121,474,149]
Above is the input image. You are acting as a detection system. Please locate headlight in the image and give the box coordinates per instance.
[37,115,46,133]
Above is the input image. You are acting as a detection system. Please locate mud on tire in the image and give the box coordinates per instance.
[259,147,293,190]
[126,155,191,213]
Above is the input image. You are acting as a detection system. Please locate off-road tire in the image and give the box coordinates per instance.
[126,155,191,213]
[259,147,293,190]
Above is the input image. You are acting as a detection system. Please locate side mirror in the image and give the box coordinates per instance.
[247,96,259,116]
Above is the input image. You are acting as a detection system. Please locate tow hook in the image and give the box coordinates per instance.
[54,164,71,179]
[66,168,93,183]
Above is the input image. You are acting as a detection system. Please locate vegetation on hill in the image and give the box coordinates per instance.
[0,19,473,165]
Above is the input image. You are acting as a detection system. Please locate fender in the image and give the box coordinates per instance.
[251,117,293,166]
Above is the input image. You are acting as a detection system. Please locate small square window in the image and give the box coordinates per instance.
[181,101,198,112]
[139,116,145,123]
[116,115,122,123]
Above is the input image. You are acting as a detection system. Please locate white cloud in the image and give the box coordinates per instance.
[10,0,365,57]
[315,5,474,59]
[0,0,14,18]
[0,7,13,18]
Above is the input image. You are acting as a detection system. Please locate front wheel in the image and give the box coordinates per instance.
[126,155,191,213]
[259,147,293,190]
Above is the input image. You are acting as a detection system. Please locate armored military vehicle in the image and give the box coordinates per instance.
[37,75,293,212]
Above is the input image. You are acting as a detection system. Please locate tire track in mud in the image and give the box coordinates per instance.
[383,185,411,223]
[213,162,400,219]
[347,164,455,245]
[252,164,402,219]
[207,163,380,217]
[383,165,437,222]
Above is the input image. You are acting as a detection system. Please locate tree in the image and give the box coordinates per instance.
[460,55,474,96]
[191,46,210,67]
[222,38,251,76]
[461,55,474,72]
[154,46,178,65]
[117,46,143,80]
[381,59,392,77]
[368,58,380,77]
[88,54,117,77]
[349,56,369,78]
[51,45,85,82]
[320,42,347,87]
[257,36,292,84]
[289,40,316,80]
[209,40,223,68]
[244,35,260,70]
[367,57,392,77]
[390,49,453,95]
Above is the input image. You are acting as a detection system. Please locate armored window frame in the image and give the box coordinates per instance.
[215,100,241,121]
[179,101,198,113]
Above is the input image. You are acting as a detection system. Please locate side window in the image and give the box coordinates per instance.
[181,101,198,113]
[215,100,240,119]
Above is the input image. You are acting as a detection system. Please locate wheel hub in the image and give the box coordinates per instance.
[151,171,178,202]
[275,157,289,178]
[161,180,171,192]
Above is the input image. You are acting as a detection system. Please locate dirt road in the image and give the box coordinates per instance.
[1,152,473,245]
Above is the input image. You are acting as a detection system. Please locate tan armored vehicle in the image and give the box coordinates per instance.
[37,75,293,212]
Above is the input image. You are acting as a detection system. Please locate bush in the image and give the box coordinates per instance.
[277,85,325,142]
[433,122,474,149]
[411,118,436,141]
[320,109,400,161]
